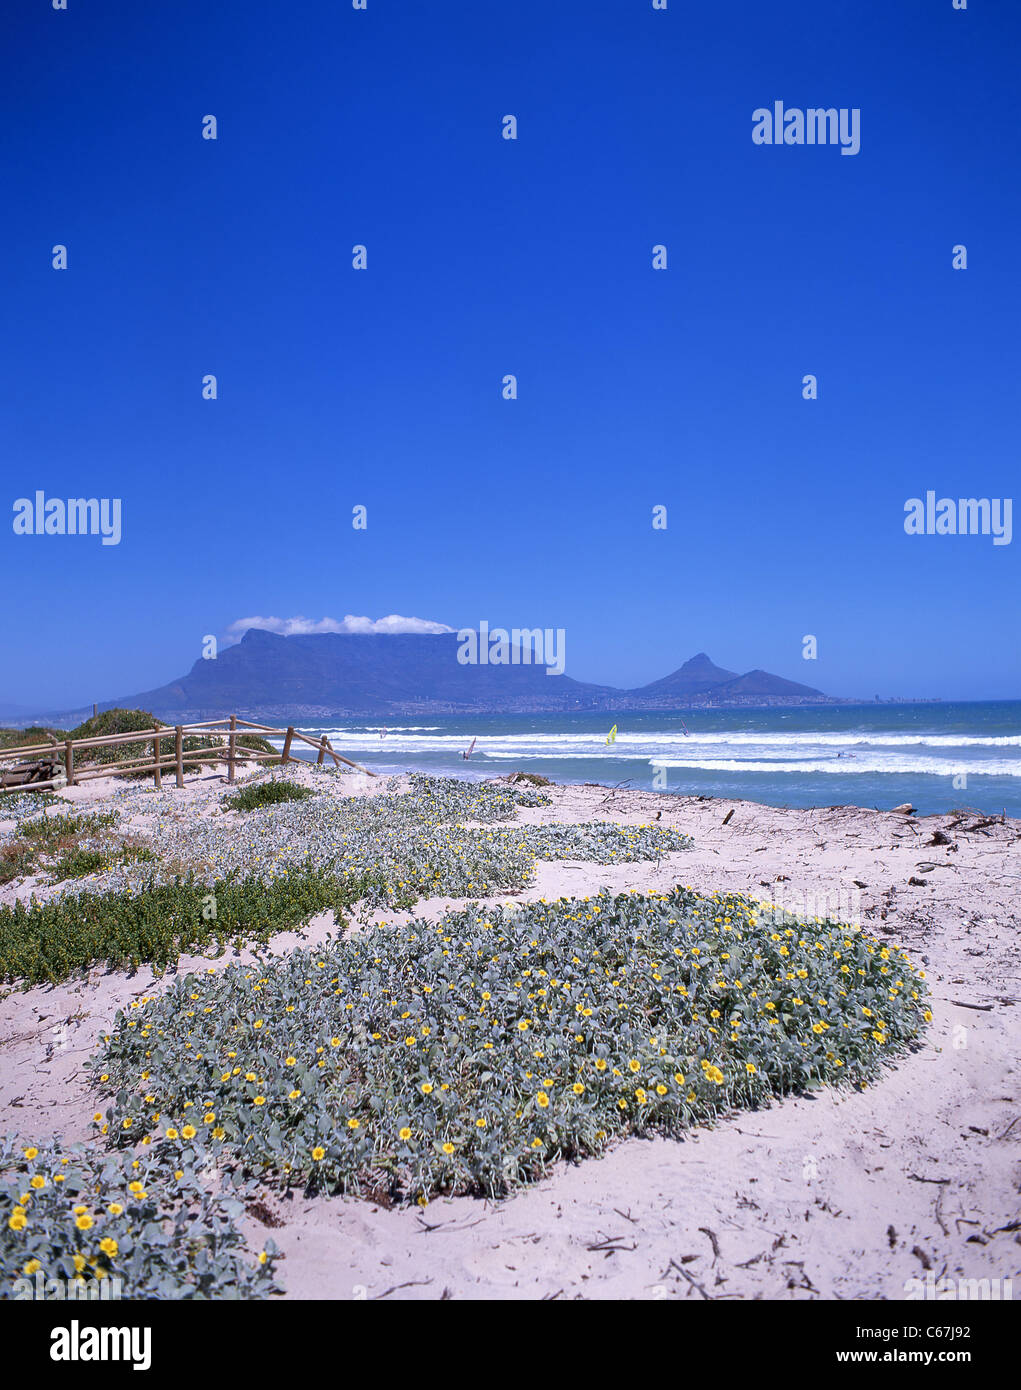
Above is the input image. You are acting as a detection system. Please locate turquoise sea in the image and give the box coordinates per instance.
[279,701,1021,818]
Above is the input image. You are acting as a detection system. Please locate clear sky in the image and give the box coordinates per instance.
[2,0,1018,713]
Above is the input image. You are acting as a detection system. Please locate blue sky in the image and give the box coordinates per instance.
[2,0,1018,713]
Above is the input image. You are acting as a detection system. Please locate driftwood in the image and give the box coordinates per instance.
[0,758,61,789]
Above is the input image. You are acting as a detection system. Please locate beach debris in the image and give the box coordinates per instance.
[891,803,916,816]
[722,809,735,826]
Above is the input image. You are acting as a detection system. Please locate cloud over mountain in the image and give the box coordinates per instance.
[224,614,455,643]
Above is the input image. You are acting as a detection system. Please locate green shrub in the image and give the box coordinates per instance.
[0,843,39,887]
[90,887,930,1204]
[0,868,370,986]
[226,779,314,812]
[0,1134,280,1299]
[19,812,117,847]
[0,812,121,886]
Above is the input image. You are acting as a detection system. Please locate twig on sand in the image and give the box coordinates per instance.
[934,1187,949,1238]
[699,1226,722,1262]
[416,1214,485,1234]
[662,1258,712,1299]
[586,1234,637,1254]
[907,1172,952,1185]
[373,1278,433,1299]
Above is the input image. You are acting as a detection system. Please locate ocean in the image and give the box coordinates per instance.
[280,702,1021,818]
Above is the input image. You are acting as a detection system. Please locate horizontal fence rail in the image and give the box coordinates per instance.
[0,716,377,794]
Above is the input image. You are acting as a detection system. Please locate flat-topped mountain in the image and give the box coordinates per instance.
[40,629,832,722]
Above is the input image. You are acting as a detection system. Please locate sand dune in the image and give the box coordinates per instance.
[1,772,1018,1300]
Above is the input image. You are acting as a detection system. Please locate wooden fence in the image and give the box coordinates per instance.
[0,717,377,794]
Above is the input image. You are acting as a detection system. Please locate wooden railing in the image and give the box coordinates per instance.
[0,716,377,794]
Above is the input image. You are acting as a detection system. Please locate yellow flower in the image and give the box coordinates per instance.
[442,1143,455,1155]
[572,1083,585,1095]
[253,1097,266,1107]
[536,1091,549,1109]
[99,1238,118,1257]
[23,1147,38,1161]
[182,1125,197,1140]
[312,1146,326,1161]
[107,1202,124,1216]
[399,1127,412,1141]
[628,1060,640,1073]
[165,1128,179,1140]
[8,1212,27,1231]
[29,1175,45,1190]
[128,1182,145,1195]
[76,1214,94,1230]
[23,1258,41,1275]
[347,1118,360,1129]
[476,1117,487,1129]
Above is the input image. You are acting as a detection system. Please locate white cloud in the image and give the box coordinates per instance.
[224,614,454,643]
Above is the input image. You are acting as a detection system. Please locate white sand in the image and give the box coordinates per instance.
[1,773,1018,1300]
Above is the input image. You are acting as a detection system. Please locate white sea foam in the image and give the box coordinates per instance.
[649,757,1021,778]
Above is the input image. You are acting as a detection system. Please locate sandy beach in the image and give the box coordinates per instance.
[1,764,1017,1302]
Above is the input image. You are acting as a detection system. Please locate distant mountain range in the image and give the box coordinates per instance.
[35,630,835,723]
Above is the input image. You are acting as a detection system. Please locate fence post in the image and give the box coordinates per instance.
[228,715,237,784]
[64,740,74,788]
[282,727,294,764]
[175,726,184,788]
[317,734,328,766]
[153,727,162,790]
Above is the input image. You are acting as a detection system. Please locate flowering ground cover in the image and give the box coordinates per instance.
[0,1135,280,1299]
[0,776,689,983]
[88,886,930,1207]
